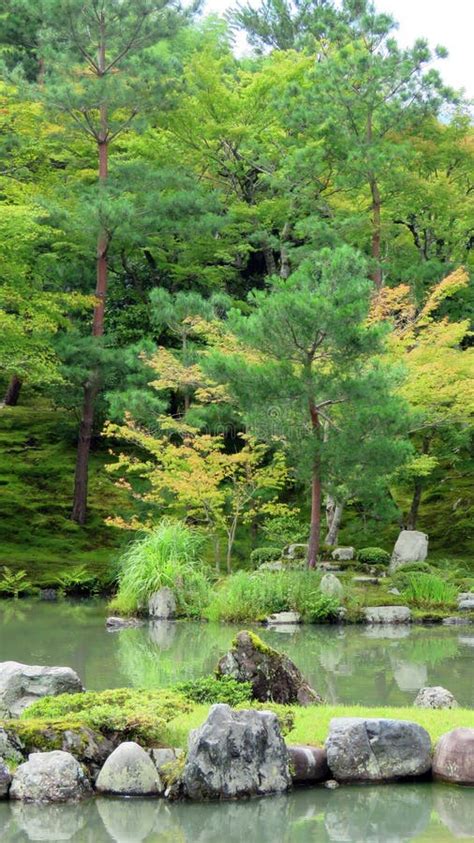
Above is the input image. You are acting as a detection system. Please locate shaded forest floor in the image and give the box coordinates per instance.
[0,400,472,587]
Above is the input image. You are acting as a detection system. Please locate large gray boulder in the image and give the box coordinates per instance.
[96,741,162,796]
[10,751,92,802]
[320,573,343,599]
[414,686,459,709]
[433,728,474,785]
[326,718,432,782]
[0,762,11,798]
[287,745,328,783]
[182,703,291,800]
[363,606,412,624]
[0,661,84,718]
[216,630,323,705]
[390,530,428,572]
[265,611,301,625]
[148,587,176,619]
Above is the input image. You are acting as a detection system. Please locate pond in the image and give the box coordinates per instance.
[0,782,473,842]
[0,599,473,706]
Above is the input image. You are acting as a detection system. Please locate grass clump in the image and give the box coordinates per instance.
[176,676,253,706]
[206,570,340,622]
[400,573,459,609]
[110,520,212,617]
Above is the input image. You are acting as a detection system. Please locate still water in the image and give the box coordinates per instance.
[0,600,473,842]
[0,783,473,842]
[0,599,473,706]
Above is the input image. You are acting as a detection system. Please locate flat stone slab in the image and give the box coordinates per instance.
[265,611,302,625]
[443,617,472,626]
[363,606,412,624]
[106,617,144,630]
[353,576,380,585]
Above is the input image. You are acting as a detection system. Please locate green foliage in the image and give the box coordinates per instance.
[357,547,391,566]
[249,547,282,566]
[110,519,211,617]
[20,687,192,746]
[206,570,340,623]
[0,566,32,597]
[393,561,432,575]
[176,675,253,706]
[260,512,308,546]
[401,573,459,609]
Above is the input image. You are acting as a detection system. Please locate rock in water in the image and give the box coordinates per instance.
[182,703,291,800]
[0,662,84,718]
[326,718,431,782]
[390,530,428,572]
[414,686,459,709]
[265,611,301,625]
[0,762,11,798]
[96,742,162,796]
[216,630,323,705]
[148,587,177,619]
[363,606,412,624]
[433,728,474,785]
[287,745,329,783]
[320,573,343,599]
[10,751,92,802]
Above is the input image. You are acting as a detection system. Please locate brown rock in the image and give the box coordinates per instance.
[433,728,474,785]
[287,745,329,782]
[216,630,323,706]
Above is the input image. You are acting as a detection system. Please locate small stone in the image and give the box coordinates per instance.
[414,686,459,709]
[353,576,380,585]
[458,598,474,611]
[10,751,92,802]
[320,573,343,599]
[443,616,472,626]
[326,718,431,782]
[39,589,58,602]
[388,587,401,595]
[287,745,329,783]
[433,728,474,785]
[182,704,291,800]
[96,741,162,796]
[106,616,144,630]
[363,606,412,624]
[148,587,176,619]
[331,547,355,561]
[324,779,340,789]
[390,530,428,572]
[265,611,301,625]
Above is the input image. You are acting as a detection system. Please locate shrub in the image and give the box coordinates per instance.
[205,570,340,623]
[393,561,431,575]
[109,520,211,617]
[357,547,391,565]
[176,676,253,706]
[261,512,307,546]
[249,547,282,566]
[401,573,458,609]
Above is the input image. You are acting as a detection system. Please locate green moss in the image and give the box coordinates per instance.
[232,630,277,657]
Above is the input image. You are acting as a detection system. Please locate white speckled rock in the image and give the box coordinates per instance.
[96,742,162,796]
[326,718,431,782]
[10,751,92,802]
[182,704,291,800]
[363,606,412,624]
[265,611,301,625]
[414,686,459,709]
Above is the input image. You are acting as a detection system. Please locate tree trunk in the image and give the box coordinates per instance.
[262,242,277,276]
[71,379,98,524]
[4,375,22,406]
[370,176,382,290]
[308,466,322,569]
[406,480,423,530]
[307,399,322,569]
[71,19,109,524]
[325,496,344,546]
[280,222,291,279]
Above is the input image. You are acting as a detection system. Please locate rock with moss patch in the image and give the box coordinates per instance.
[0,661,84,718]
[0,727,24,764]
[332,547,355,561]
[96,741,163,796]
[216,630,323,706]
[183,703,291,799]
[320,573,343,599]
[414,686,459,709]
[10,750,92,802]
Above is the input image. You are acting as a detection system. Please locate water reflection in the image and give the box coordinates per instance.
[0,784,472,842]
[0,600,472,706]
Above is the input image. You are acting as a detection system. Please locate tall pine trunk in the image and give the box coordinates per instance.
[4,375,22,406]
[71,23,109,524]
[370,176,383,290]
[307,399,321,568]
